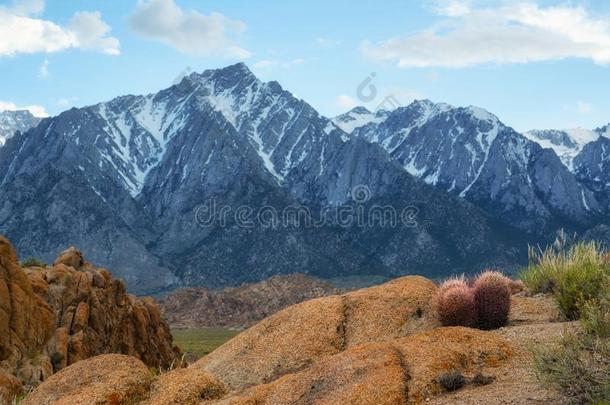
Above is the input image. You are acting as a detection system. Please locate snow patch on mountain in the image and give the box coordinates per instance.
[331,107,389,134]
[0,110,41,147]
[524,128,602,170]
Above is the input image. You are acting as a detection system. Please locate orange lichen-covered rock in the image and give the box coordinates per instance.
[52,247,83,270]
[218,327,513,405]
[0,236,55,385]
[194,276,438,391]
[144,368,228,405]
[22,354,154,405]
[0,235,180,389]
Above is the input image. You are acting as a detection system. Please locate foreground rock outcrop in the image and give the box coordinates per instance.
[22,354,154,405]
[24,274,570,404]
[194,275,439,390]
[160,274,340,329]
[0,236,180,395]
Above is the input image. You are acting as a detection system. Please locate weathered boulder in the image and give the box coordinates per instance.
[217,327,512,404]
[22,354,154,405]
[144,368,227,405]
[52,247,83,270]
[194,276,438,390]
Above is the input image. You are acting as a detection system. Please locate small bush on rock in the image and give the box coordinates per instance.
[20,257,46,268]
[434,278,478,327]
[438,370,466,391]
[473,271,511,330]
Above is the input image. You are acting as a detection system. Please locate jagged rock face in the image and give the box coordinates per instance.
[0,111,40,147]
[0,236,180,390]
[0,236,55,386]
[0,64,524,293]
[160,274,339,329]
[349,100,599,233]
[573,136,610,208]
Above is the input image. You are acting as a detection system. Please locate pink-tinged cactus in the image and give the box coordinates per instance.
[434,278,478,327]
[473,271,511,330]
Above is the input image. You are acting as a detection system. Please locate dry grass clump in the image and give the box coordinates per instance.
[520,234,609,320]
[437,370,466,391]
[527,235,610,404]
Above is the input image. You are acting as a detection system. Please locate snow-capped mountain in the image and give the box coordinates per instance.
[0,110,41,146]
[524,128,601,169]
[523,124,610,210]
[0,64,518,293]
[331,107,389,134]
[3,64,609,294]
[346,100,598,231]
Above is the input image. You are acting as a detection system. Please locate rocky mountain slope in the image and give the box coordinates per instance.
[0,236,179,393]
[346,100,600,233]
[0,110,40,147]
[22,276,570,404]
[0,63,522,294]
[160,274,339,329]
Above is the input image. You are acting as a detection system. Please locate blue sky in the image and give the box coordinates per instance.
[1,0,610,132]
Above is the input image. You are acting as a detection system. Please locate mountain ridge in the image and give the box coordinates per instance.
[1,63,607,294]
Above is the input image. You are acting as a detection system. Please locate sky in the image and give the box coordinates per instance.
[1,0,610,132]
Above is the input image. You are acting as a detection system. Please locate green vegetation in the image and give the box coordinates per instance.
[532,297,610,404]
[520,234,609,320]
[20,257,47,268]
[172,328,240,358]
[523,235,610,404]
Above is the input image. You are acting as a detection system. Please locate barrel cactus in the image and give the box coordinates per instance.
[434,278,478,327]
[473,271,511,329]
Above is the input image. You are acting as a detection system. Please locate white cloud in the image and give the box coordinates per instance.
[253,58,306,69]
[336,95,359,110]
[39,58,49,77]
[363,1,610,68]
[69,11,120,56]
[10,0,45,16]
[577,101,593,114]
[0,2,120,57]
[0,101,48,117]
[129,0,250,58]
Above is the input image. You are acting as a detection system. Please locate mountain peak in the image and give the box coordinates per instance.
[0,110,41,147]
[349,106,372,115]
